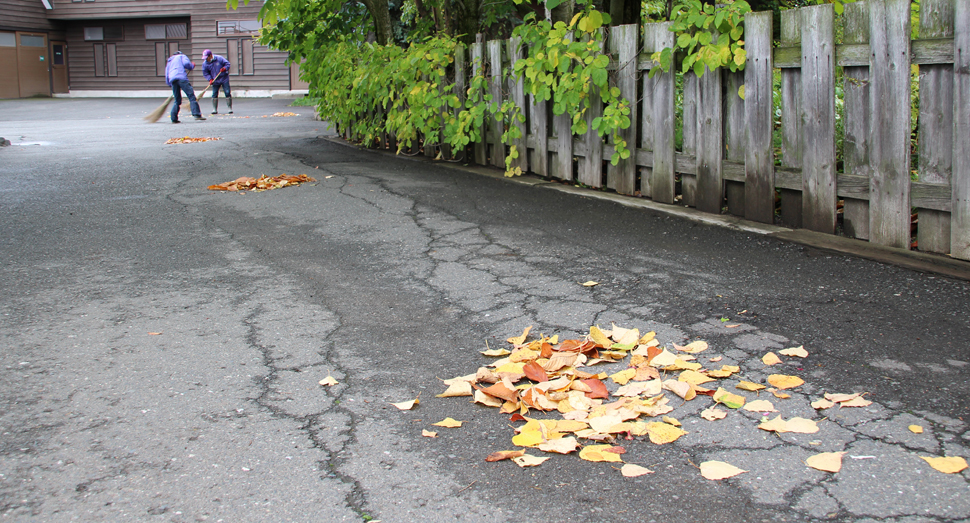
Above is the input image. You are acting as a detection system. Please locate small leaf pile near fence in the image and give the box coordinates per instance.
[342,0,969,262]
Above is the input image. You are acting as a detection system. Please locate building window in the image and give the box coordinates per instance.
[84,26,123,41]
[145,24,187,40]
[225,38,256,75]
[217,20,260,36]
[93,43,117,77]
[0,32,16,47]
[84,27,103,41]
[20,35,47,47]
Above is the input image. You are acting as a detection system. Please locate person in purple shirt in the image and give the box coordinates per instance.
[164,51,205,123]
[202,50,233,115]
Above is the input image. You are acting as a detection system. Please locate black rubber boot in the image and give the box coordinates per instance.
[227,97,233,114]
[211,98,218,115]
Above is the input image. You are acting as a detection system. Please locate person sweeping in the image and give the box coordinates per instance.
[165,50,205,123]
[202,50,232,115]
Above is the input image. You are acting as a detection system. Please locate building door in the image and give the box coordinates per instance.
[51,41,68,93]
[290,61,308,90]
[0,32,20,98]
[17,32,50,97]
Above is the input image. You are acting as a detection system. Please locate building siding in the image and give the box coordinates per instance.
[0,0,57,32]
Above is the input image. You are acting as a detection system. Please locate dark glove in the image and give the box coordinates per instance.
[220,67,227,73]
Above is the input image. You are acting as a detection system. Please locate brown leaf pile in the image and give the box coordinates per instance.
[165,136,222,145]
[431,324,949,478]
[208,173,316,192]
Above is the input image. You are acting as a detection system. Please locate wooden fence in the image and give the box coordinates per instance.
[371,0,970,262]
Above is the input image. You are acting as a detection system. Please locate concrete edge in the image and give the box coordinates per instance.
[319,136,970,282]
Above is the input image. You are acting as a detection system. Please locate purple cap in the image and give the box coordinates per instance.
[203,49,212,58]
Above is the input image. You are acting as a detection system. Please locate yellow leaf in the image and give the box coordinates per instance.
[840,397,872,408]
[771,389,791,399]
[679,370,716,386]
[767,374,804,390]
[391,398,419,410]
[736,381,766,392]
[432,417,463,428]
[481,348,511,357]
[662,379,695,401]
[779,346,809,358]
[806,451,846,472]
[786,417,820,434]
[674,340,709,353]
[920,456,968,474]
[612,324,640,346]
[553,420,589,433]
[762,352,782,366]
[513,454,550,467]
[743,399,777,412]
[812,398,835,410]
[436,381,473,398]
[422,429,438,438]
[474,389,503,408]
[318,376,339,386]
[645,422,687,444]
[621,464,654,477]
[614,379,662,397]
[507,325,532,345]
[589,325,612,348]
[701,406,727,421]
[579,444,624,463]
[581,281,599,287]
[700,461,747,480]
[588,414,625,434]
[663,359,703,372]
[538,436,580,454]
[638,331,657,344]
[662,416,681,427]
[909,425,924,434]
[713,387,746,409]
[609,368,637,385]
[511,429,545,448]
[824,392,862,403]
[649,349,678,367]
[758,416,789,433]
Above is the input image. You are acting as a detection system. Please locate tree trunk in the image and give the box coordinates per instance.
[551,0,575,24]
[454,0,482,45]
[359,0,393,45]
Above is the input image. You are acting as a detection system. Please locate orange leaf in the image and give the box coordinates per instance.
[485,450,525,462]
[582,378,610,399]
[523,361,549,382]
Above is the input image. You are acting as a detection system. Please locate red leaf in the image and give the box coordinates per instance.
[582,378,610,399]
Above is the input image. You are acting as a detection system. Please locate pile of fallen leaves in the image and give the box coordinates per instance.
[207,173,316,192]
[165,136,221,145]
[266,112,299,117]
[406,324,969,478]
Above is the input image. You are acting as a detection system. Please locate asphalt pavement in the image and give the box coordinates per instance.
[1,97,968,522]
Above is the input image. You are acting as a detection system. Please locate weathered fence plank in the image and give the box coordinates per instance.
[695,66,724,214]
[553,112,574,181]
[953,2,970,259]
[681,72,698,207]
[508,37,528,172]
[638,25,658,198]
[842,1,871,240]
[609,24,639,196]
[780,9,803,227]
[470,40,486,165]
[579,82,604,186]
[448,42,464,161]
[487,40,505,168]
[800,5,837,233]
[724,70,746,216]
[918,0,955,253]
[650,22,676,204]
[868,0,912,249]
[744,11,775,224]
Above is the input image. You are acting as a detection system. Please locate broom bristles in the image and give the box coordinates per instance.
[143,95,174,123]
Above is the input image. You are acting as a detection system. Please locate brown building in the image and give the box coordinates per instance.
[0,0,307,98]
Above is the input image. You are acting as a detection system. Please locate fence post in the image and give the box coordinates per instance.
[779,9,802,227]
[800,4,837,233]
[470,37,487,165]
[842,2,871,239]
[724,69,746,216]
[508,37,528,173]
[744,11,775,224]
[579,31,604,188]
[868,0,912,249]
[641,22,675,203]
[487,40,505,168]
[682,72,698,207]
[609,24,640,196]
[917,0,955,253]
[953,2,970,259]
[695,66,724,214]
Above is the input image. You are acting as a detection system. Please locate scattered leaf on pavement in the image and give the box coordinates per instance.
[422,430,438,438]
[436,380,473,397]
[392,397,420,410]
[318,376,339,387]
[779,346,809,358]
[762,352,782,366]
[909,425,924,434]
[208,173,316,192]
[621,464,654,477]
[513,454,550,467]
[806,451,846,473]
[673,340,709,353]
[700,461,747,480]
[581,281,599,287]
[166,136,221,145]
[485,450,525,462]
[737,381,766,392]
[645,422,687,444]
[579,444,625,462]
[743,399,777,412]
[767,374,804,390]
[701,407,727,421]
[920,456,968,474]
[432,417,463,428]
[713,387,746,409]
